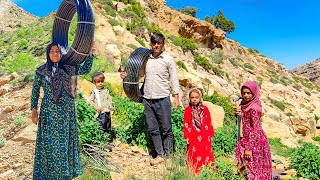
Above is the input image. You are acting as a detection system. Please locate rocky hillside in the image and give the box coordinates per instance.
[0,0,37,34]
[0,0,320,178]
[1,0,320,146]
[292,57,320,84]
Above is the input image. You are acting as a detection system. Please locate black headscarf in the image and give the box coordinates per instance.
[36,43,78,102]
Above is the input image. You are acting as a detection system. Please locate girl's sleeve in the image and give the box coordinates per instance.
[204,106,214,137]
[30,74,42,110]
[183,107,192,139]
[245,108,262,151]
[77,56,94,75]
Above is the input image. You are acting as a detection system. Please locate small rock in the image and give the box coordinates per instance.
[13,163,23,169]
[272,162,276,169]
[280,175,293,179]
[276,164,285,171]
[119,143,129,149]
[0,74,14,86]
[130,145,140,153]
[283,162,290,169]
[0,169,14,178]
[280,169,297,176]
[3,106,14,113]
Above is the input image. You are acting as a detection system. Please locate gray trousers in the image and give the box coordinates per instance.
[143,96,173,157]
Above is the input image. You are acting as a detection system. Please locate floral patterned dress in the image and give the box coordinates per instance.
[183,105,215,174]
[31,58,93,179]
[235,108,272,180]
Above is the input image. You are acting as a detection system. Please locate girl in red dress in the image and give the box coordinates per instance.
[183,88,215,174]
[235,81,272,180]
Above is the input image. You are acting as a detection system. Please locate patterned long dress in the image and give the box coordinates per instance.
[235,108,272,180]
[31,58,93,179]
[183,105,215,174]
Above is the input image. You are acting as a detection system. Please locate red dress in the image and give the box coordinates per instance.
[235,108,272,180]
[183,105,215,174]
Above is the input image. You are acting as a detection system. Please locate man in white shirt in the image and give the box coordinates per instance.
[120,33,180,165]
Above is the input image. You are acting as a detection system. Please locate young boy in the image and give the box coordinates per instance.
[90,72,114,141]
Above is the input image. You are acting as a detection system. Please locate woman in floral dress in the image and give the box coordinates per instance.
[31,43,93,179]
[235,81,272,180]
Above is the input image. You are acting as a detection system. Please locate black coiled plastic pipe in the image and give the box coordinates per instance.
[52,0,95,65]
[123,48,151,103]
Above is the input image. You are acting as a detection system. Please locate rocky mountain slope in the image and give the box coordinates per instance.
[292,57,320,84]
[0,0,37,34]
[0,0,320,178]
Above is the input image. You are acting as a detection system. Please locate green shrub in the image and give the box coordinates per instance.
[203,93,236,126]
[18,39,28,50]
[104,4,116,17]
[178,6,198,17]
[198,157,244,180]
[268,97,285,111]
[0,136,5,148]
[270,77,280,84]
[76,93,110,145]
[171,36,183,47]
[13,116,26,127]
[305,90,311,96]
[238,48,243,54]
[2,53,40,74]
[212,125,237,157]
[290,143,320,179]
[176,60,188,72]
[135,37,145,47]
[193,52,212,72]
[286,112,294,117]
[108,18,119,26]
[312,136,320,142]
[229,57,240,67]
[268,138,292,157]
[244,63,254,70]
[247,48,259,54]
[257,77,263,87]
[148,2,157,12]
[146,22,162,34]
[211,66,225,77]
[127,43,137,49]
[315,114,319,122]
[211,52,223,64]
[81,56,116,82]
[112,97,149,148]
[181,38,197,53]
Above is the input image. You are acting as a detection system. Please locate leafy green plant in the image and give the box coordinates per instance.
[257,77,263,87]
[2,53,40,74]
[171,107,186,152]
[268,138,292,157]
[204,93,236,126]
[229,57,240,67]
[176,60,188,72]
[127,43,137,49]
[198,157,244,180]
[76,94,110,145]
[193,52,212,72]
[135,37,145,47]
[286,112,294,117]
[178,6,198,17]
[315,114,319,123]
[0,136,5,148]
[104,4,117,17]
[312,136,320,142]
[290,143,320,178]
[112,97,150,148]
[244,63,254,70]
[212,125,237,157]
[13,116,26,127]
[268,97,285,111]
[108,18,119,26]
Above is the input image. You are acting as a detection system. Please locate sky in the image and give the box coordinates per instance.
[11,0,320,70]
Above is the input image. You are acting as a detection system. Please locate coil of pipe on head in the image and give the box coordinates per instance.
[52,0,95,65]
[123,48,151,103]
